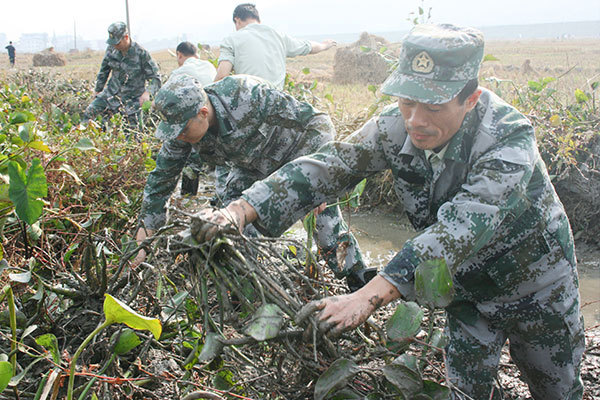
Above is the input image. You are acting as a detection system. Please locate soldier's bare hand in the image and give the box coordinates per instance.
[192,207,240,243]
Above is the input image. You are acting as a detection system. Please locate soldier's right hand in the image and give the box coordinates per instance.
[191,199,258,243]
[192,207,241,243]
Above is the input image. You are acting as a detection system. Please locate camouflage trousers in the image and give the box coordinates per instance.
[83,93,142,138]
[445,257,585,400]
[216,164,364,277]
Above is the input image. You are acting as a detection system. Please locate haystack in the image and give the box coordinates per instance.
[333,32,396,84]
[33,47,67,67]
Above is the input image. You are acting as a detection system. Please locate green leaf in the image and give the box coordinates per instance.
[18,123,32,142]
[414,258,454,308]
[302,67,310,75]
[360,45,372,53]
[198,332,224,362]
[421,380,451,399]
[74,137,99,152]
[141,100,152,112]
[383,362,423,396]
[483,54,500,62]
[9,111,35,125]
[243,303,284,341]
[35,333,60,364]
[324,93,334,103]
[429,328,447,351]
[528,80,543,92]
[8,159,48,225]
[591,81,599,91]
[574,89,589,104]
[314,358,359,400]
[0,361,13,393]
[348,178,366,208]
[386,301,423,341]
[112,328,141,355]
[367,85,377,94]
[103,294,162,339]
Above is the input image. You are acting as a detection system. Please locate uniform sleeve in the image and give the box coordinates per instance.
[281,32,312,57]
[382,125,538,300]
[218,36,235,65]
[94,52,112,93]
[141,49,162,96]
[241,117,389,235]
[139,139,191,230]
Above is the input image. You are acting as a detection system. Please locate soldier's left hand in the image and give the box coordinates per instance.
[139,91,150,107]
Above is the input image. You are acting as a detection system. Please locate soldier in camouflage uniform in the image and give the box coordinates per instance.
[134,74,371,289]
[196,24,585,399]
[83,22,161,138]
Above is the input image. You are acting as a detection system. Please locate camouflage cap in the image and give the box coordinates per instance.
[380,24,484,104]
[106,22,128,45]
[154,75,208,141]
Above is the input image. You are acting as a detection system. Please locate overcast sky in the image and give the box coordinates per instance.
[2,0,598,44]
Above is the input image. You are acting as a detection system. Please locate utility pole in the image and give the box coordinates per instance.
[125,0,131,36]
[73,19,77,50]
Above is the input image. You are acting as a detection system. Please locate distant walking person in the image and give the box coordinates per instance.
[84,22,161,139]
[5,42,15,67]
[215,3,336,89]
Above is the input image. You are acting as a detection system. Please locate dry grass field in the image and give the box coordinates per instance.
[2,37,597,115]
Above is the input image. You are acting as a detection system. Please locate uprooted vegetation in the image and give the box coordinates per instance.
[0,54,598,400]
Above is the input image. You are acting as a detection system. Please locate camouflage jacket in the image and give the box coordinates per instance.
[242,88,576,302]
[94,42,161,100]
[140,75,332,230]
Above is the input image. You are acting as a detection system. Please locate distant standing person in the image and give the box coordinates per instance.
[83,22,161,139]
[215,3,336,89]
[5,42,15,67]
[167,41,218,195]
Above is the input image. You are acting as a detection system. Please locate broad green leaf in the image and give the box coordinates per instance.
[386,301,423,341]
[382,362,423,396]
[414,259,454,308]
[324,93,334,103]
[18,123,32,142]
[429,328,447,351]
[367,85,377,94]
[243,303,284,341]
[74,137,99,152]
[144,156,156,172]
[198,332,224,362]
[141,100,152,112]
[57,164,83,185]
[360,45,371,52]
[348,178,366,208]
[483,54,500,62]
[9,271,31,283]
[35,333,60,364]
[314,358,359,400]
[528,80,543,92]
[574,89,589,104]
[550,114,561,127]
[103,294,162,339]
[8,159,48,225]
[591,81,599,90]
[63,242,79,264]
[302,67,310,75]
[28,141,51,152]
[541,77,556,86]
[0,361,12,393]
[112,328,141,355]
[9,111,35,125]
[422,380,451,399]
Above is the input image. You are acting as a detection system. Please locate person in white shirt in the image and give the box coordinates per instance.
[215,3,336,89]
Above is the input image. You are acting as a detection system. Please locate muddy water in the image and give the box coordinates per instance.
[345,210,600,328]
